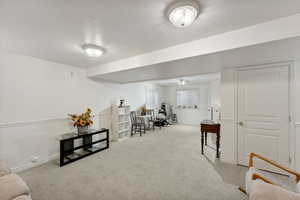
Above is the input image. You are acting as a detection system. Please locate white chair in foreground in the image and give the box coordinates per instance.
[240,153,300,196]
[250,179,300,200]
[0,161,32,200]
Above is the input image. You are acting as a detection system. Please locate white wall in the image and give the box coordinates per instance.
[0,52,146,172]
[209,79,221,108]
[144,83,165,110]
[220,69,237,164]
[162,81,220,126]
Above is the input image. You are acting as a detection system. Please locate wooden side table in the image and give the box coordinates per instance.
[200,123,221,158]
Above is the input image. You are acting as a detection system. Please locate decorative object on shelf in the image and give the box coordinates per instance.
[119,99,125,107]
[77,125,88,133]
[68,108,94,134]
[208,106,220,122]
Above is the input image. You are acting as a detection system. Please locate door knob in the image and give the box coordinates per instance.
[238,121,244,126]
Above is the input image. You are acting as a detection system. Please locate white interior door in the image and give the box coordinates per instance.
[237,64,290,168]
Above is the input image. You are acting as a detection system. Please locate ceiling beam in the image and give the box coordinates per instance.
[87,13,300,78]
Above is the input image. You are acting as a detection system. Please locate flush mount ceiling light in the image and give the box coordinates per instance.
[167,0,200,28]
[178,79,187,85]
[82,44,104,57]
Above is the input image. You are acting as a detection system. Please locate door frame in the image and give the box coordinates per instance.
[234,62,295,169]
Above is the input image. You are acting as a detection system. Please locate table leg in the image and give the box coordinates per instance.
[106,130,110,149]
[216,133,220,158]
[201,131,204,155]
[60,141,64,167]
[205,132,207,146]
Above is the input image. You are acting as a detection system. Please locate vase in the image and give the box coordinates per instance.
[77,126,88,134]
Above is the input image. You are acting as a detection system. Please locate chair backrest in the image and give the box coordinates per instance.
[146,109,155,120]
[130,111,137,124]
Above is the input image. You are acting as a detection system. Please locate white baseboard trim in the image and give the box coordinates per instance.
[176,123,201,127]
[11,153,59,173]
[220,157,238,165]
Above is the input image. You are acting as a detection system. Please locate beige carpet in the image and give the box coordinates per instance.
[20,125,248,200]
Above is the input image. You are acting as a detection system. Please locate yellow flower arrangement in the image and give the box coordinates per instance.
[69,108,93,127]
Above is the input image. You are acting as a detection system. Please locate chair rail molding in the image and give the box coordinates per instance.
[0,117,68,128]
[0,113,110,128]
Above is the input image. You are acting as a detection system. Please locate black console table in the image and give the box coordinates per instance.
[59,129,109,166]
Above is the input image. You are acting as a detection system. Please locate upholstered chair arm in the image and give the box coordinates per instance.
[252,173,276,185]
[249,153,300,182]
[0,161,11,177]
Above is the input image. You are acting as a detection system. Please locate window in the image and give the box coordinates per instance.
[146,89,159,109]
[176,89,199,107]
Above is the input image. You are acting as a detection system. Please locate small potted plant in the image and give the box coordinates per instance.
[69,108,94,133]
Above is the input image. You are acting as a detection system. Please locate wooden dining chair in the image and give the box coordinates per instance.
[130,111,146,136]
[146,109,163,130]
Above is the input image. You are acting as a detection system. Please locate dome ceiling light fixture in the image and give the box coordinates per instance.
[178,79,187,86]
[82,44,104,58]
[167,0,200,28]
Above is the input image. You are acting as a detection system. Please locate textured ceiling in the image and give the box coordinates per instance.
[1,0,300,68]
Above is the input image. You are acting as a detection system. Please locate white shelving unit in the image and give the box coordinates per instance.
[112,105,131,141]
